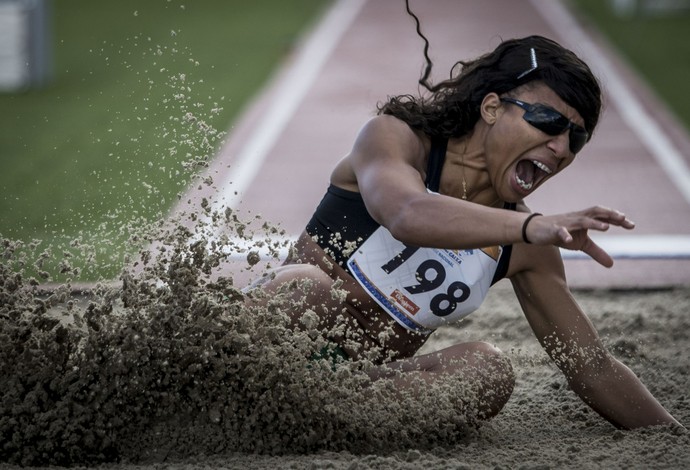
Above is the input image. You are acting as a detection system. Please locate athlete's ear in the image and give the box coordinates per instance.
[480,93,501,125]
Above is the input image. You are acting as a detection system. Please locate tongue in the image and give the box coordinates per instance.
[516,160,536,184]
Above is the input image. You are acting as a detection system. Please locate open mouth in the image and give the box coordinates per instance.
[515,159,552,191]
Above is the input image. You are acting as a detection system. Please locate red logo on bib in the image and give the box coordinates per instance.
[392,289,420,315]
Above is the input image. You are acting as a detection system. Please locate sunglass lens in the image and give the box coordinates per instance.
[525,106,589,154]
[569,128,588,154]
[524,108,569,135]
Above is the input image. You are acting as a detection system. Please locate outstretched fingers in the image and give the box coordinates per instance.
[533,206,635,266]
[580,236,614,268]
[586,206,635,230]
[565,207,634,266]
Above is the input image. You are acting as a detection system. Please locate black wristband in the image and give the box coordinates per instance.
[521,213,542,244]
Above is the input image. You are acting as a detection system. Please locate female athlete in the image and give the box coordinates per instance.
[244,32,680,429]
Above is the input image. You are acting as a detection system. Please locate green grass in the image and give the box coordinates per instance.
[569,0,690,130]
[0,0,328,280]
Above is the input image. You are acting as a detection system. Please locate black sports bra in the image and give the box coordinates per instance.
[305,137,515,285]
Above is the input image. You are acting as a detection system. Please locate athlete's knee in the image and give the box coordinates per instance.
[470,342,515,419]
[475,341,509,361]
[428,342,514,420]
[471,342,514,381]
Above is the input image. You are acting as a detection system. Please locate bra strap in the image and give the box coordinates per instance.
[424,137,448,192]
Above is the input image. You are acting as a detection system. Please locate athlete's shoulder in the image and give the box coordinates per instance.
[352,115,426,161]
[358,115,421,143]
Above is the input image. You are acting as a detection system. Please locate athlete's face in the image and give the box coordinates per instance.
[482,83,585,202]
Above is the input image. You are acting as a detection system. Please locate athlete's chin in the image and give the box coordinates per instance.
[500,179,531,203]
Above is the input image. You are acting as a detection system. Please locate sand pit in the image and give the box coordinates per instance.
[133,286,690,469]
[1,225,687,469]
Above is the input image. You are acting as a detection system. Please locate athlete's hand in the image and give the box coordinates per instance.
[524,206,635,267]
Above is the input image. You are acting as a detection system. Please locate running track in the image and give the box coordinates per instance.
[175,0,690,289]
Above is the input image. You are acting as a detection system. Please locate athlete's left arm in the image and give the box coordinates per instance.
[510,244,681,429]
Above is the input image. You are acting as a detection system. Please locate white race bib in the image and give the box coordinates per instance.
[347,226,500,333]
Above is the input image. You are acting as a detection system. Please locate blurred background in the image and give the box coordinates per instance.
[1,0,688,281]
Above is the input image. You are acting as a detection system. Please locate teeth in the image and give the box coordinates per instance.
[532,160,552,174]
[516,175,533,190]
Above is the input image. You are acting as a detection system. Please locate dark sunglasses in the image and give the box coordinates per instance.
[500,97,589,154]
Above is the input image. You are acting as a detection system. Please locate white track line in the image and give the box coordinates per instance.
[560,235,690,260]
[532,0,690,205]
[210,0,366,214]
[223,235,690,261]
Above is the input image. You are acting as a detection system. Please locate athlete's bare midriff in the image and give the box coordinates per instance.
[286,230,430,361]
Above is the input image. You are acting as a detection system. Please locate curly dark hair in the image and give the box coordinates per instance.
[378,6,602,141]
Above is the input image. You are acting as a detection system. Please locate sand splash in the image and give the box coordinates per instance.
[3,231,689,469]
[0,206,489,466]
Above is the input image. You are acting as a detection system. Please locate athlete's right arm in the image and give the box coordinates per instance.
[343,115,529,250]
[342,115,634,265]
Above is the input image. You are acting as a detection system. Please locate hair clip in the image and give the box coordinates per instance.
[517,47,538,79]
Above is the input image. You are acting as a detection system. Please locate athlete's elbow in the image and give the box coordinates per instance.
[385,205,425,246]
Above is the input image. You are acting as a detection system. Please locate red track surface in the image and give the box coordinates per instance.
[175,0,690,289]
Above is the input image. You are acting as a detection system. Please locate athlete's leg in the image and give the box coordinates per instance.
[368,341,515,420]
[244,264,340,327]
[244,264,377,356]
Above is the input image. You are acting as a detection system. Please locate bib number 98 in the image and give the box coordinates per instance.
[382,245,470,317]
